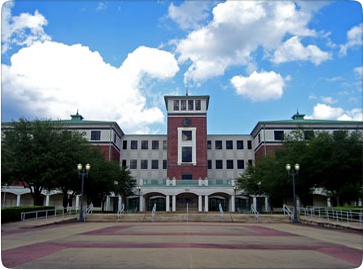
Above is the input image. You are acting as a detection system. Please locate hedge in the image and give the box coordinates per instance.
[1,206,55,223]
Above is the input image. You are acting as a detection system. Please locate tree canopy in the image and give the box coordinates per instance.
[237,129,362,207]
[2,118,136,208]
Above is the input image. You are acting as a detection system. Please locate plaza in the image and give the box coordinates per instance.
[1,219,362,268]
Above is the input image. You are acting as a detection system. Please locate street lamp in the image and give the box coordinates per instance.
[257,181,261,214]
[77,163,91,222]
[233,186,238,212]
[286,163,299,223]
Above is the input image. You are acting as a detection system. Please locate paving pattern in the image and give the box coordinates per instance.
[2,222,362,268]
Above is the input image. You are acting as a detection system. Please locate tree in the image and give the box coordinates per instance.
[114,166,136,206]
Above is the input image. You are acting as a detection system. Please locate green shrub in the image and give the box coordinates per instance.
[1,206,55,223]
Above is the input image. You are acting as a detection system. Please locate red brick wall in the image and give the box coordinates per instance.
[93,145,120,161]
[167,116,208,179]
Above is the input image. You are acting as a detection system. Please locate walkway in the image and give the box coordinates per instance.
[2,220,362,268]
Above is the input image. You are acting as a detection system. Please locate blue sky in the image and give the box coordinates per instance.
[1,0,362,134]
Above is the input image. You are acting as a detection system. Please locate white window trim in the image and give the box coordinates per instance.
[177,127,196,165]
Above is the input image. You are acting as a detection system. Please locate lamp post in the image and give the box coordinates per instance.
[77,163,90,222]
[286,163,299,223]
[257,181,261,213]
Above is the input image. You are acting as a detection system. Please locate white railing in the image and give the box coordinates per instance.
[83,203,93,220]
[250,204,259,221]
[300,206,363,227]
[151,203,156,222]
[117,203,125,221]
[219,203,224,222]
[283,204,294,221]
[21,207,78,221]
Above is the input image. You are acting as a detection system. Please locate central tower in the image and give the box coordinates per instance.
[164,95,209,180]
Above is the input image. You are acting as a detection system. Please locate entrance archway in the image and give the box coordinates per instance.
[145,193,166,211]
[176,193,198,211]
[209,193,229,211]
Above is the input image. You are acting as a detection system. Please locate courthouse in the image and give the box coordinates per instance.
[2,94,363,212]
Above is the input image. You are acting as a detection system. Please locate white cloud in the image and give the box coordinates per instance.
[354,66,363,77]
[2,42,179,133]
[230,71,285,102]
[168,2,211,30]
[307,103,362,121]
[175,1,321,83]
[1,1,51,54]
[320,96,337,104]
[339,23,363,57]
[272,36,331,65]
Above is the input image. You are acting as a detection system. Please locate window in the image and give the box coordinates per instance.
[274,131,284,141]
[141,160,148,169]
[174,100,179,111]
[122,140,127,149]
[151,160,158,169]
[195,100,201,110]
[91,131,101,141]
[304,130,314,140]
[248,159,253,166]
[130,159,137,169]
[163,140,167,150]
[182,174,193,180]
[237,140,244,149]
[181,100,187,111]
[182,147,192,162]
[226,160,234,169]
[215,140,222,149]
[182,130,192,141]
[208,160,212,169]
[247,140,252,149]
[141,140,148,150]
[131,140,138,149]
[113,134,117,143]
[216,160,223,169]
[226,140,233,149]
[121,160,127,167]
[258,133,261,143]
[207,140,211,149]
[152,140,159,150]
[237,160,244,169]
[163,160,167,169]
[188,100,194,110]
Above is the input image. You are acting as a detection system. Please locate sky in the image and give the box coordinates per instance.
[1,0,362,135]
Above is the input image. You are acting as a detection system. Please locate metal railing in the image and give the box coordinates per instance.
[151,203,156,222]
[250,204,259,221]
[83,203,93,220]
[283,204,294,221]
[219,203,224,222]
[117,203,125,221]
[283,205,363,227]
[21,207,78,221]
[141,179,233,187]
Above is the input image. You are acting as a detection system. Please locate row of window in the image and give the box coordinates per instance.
[89,130,117,143]
[174,99,201,111]
[122,139,253,150]
[121,159,253,170]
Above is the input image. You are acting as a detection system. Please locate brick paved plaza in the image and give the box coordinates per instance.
[2,221,362,268]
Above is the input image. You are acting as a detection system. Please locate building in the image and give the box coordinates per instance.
[2,95,362,212]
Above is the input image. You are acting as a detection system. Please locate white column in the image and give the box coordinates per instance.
[139,194,143,212]
[166,195,170,212]
[45,195,50,206]
[76,195,80,210]
[16,195,21,206]
[265,196,269,212]
[105,196,110,211]
[231,194,235,212]
[198,195,203,212]
[204,195,209,212]
[172,195,176,212]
